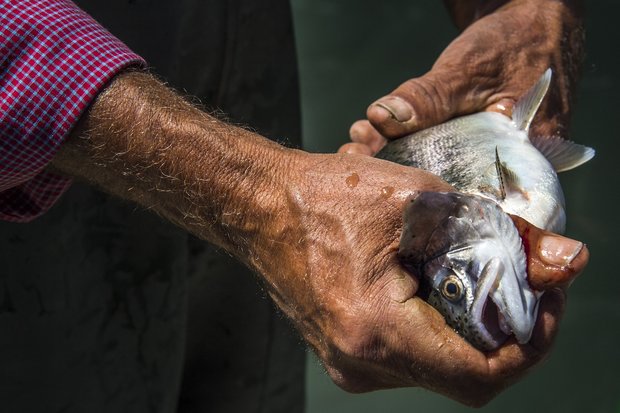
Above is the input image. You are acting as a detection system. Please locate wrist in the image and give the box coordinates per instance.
[203,136,307,267]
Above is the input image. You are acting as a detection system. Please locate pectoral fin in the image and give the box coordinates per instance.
[494,147,522,200]
[494,147,506,199]
[530,135,595,172]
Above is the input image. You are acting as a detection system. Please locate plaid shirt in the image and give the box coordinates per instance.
[0,0,145,222]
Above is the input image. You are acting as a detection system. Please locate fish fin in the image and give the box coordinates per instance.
[494,147,521,199]
[512,68,552,132]
[494,147,507,200]
[530,135,595,172]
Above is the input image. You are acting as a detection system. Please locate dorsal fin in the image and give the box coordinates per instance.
[529,135,595,172]
[513,68,552,132]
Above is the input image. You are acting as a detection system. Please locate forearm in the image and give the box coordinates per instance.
[51,70,296,263]
[48,69,452,328]
[47,64,589,407]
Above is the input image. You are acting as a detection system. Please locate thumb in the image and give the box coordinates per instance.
[367,69,490,138]
[510,215,589,291]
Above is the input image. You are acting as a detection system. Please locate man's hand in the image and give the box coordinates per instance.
[248,151,587,406]
[326,1,588,403]
[340,0,584,156]
[51,69,587,407]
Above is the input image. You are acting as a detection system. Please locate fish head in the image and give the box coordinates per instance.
[398,192,540,351]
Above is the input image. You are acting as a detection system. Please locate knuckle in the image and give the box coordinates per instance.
[398,75,453,121]
[337,142,373,156]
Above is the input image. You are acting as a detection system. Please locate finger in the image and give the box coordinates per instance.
[485,98,515,118]
[390,290,567,406]
[318,263,422,394]
[393,298,498,405]
[367,69,490,138]
[393,287,566,405]
[337,142,374,156]
[510,215,589,290]
[528,288,566,353]
[349,120,387,154]
[531,233,588,290]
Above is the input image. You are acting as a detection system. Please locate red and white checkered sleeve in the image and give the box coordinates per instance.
[0,0,146,222]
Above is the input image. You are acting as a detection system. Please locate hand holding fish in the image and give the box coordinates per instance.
[332,0,591,392]
[341,0,583,154]
[339,0,590,350]
[261,151,585,406]
[52,66,589,407]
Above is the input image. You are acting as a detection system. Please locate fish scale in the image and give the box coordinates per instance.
[388,117,511,193]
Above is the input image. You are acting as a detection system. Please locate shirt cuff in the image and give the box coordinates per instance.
[0,0,146,222]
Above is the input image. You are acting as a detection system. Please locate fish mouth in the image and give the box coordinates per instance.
[470,258,538,350]
[479,298,509,347]
[470,258,508,349]
[474,294,525,349]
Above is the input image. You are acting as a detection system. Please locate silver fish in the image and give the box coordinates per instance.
[377,69,594,350]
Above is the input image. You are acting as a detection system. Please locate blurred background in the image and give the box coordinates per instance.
[290,1,619,412]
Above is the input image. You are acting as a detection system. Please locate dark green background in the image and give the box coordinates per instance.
[291,1,620,412]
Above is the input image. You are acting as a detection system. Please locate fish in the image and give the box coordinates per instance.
[376,69,594,350]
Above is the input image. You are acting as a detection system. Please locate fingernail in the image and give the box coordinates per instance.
[539,235,583,267]
[373,97,414,123]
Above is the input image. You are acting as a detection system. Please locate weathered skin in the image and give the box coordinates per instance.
[51,0,590,407]
[331,0,587,402]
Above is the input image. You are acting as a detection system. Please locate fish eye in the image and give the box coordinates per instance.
[440,275,464,302]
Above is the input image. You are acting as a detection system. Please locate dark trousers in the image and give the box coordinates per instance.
[0,1,305,412]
